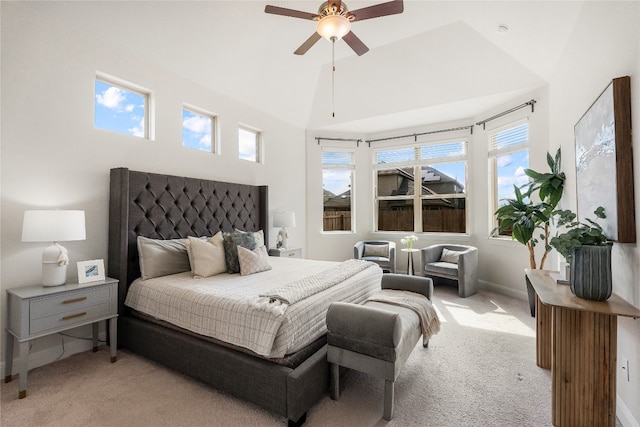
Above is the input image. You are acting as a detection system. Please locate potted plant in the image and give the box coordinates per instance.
[492,148,566,315]
[549,207,612,301]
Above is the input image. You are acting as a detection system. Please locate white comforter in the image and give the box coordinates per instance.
[125,257,382,358]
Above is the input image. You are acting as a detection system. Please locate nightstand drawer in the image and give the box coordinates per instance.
[268,248,302,258]
[30,286,111,319]
[30,301,112,335]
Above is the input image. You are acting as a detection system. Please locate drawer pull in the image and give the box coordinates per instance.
[63,297,87,304]
[62,312,87,321]
[288,252,295,257]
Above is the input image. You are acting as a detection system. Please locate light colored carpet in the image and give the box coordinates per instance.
[2,286,555,426]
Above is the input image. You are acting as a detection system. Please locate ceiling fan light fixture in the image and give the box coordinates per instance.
[316,14,351,41]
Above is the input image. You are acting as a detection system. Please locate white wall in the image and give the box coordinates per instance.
[548,2,640,425]
[1,2,305,373]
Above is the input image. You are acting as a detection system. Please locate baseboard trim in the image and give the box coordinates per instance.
[479,279,529,301]
[617,394,640,427]
[1,333,106,379]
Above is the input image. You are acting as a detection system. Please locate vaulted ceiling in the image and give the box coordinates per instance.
[23,1,584,132]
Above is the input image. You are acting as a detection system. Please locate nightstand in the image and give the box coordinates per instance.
[268,247,302,259]
[4,278,118,398]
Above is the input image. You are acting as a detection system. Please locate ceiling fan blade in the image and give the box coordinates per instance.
[294,32,323,55]
[264,5,318,20]
[342,31,369,56]
[348,0,404,22]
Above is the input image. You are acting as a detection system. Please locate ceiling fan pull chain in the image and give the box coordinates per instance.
[332,37,336,118]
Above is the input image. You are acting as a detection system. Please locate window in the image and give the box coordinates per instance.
[182,106,215,153]
[94,74,150,139]
[488,121,530,236]
[238,126,261,162]
[374,140,467,233]
[322,149,354,232]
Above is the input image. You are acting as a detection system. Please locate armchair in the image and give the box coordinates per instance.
[421,244,478,297]
[354,240,396,273]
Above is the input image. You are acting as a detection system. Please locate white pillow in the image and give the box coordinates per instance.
[440,248,463,264]
[186,232,226,278]
[237,245,272,276]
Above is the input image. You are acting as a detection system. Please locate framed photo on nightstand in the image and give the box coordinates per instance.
[77,259,105,284]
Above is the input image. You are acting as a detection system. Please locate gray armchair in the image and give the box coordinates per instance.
[354,240,396,273]
[421,244,478,297]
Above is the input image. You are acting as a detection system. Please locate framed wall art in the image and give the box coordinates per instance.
[574,76,636,243]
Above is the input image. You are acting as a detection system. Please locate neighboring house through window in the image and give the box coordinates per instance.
[94,73,151,139]
[374,140,468,233]
[322,149,354,232]
[488,120,530,236]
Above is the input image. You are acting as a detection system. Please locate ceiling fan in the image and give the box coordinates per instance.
[265,0,404,56]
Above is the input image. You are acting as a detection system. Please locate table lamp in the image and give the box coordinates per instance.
[273,211,295,249]
[22,210,86,286]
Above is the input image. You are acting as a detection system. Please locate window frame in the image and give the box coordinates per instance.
[322,147,356,233]
[182,104,218,154]
[238,124,263,163]
[373,137,468,234]
[94,72,153,140]
[487,118,530,238]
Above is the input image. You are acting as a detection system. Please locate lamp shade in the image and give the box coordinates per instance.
[22,210,86,242]
[273,211,296,228]
[316,14,351,41]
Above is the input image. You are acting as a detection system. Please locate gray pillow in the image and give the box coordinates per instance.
[440,248,463,264]
[363,243,389,258]
[223,231,258,273]
[234,229,265,247]
[137,236,191,280]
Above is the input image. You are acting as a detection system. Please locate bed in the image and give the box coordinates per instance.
[107,168,381,426]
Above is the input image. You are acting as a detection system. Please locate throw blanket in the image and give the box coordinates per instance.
[366,289,441,346]
[259,259,374,305]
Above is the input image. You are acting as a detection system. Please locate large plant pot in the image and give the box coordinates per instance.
[570,244,612,301]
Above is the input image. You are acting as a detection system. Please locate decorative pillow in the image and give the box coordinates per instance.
[185,235,212,271]
[363,243,389,258]
[186,233,226,278]
[440,248,463,264]
[137,236,191,280]
[223,231,258,273]
[234,229,265,247]
[237,245,272,276]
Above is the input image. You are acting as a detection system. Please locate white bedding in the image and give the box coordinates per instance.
[125,257,382,358]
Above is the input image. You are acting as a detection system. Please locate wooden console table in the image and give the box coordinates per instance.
[525,269,640,427]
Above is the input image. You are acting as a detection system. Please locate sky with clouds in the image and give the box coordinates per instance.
[94,81,145,138]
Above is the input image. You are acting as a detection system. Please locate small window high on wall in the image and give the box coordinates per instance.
[238,126,262,162]
[488,120,530,236]
[183,106,216,153]
[94,73,150,139]
[322,149,354,232]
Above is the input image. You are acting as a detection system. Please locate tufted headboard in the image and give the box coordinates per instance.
[107,168,268,314]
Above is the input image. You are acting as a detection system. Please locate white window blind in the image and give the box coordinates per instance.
[322,151,353,166]
[488,122,529,157]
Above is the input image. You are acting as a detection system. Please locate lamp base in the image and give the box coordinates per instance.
[277,228,289,249]
[42,243,69,286]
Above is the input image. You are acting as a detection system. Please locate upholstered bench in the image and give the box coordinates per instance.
[326,274,437,421]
